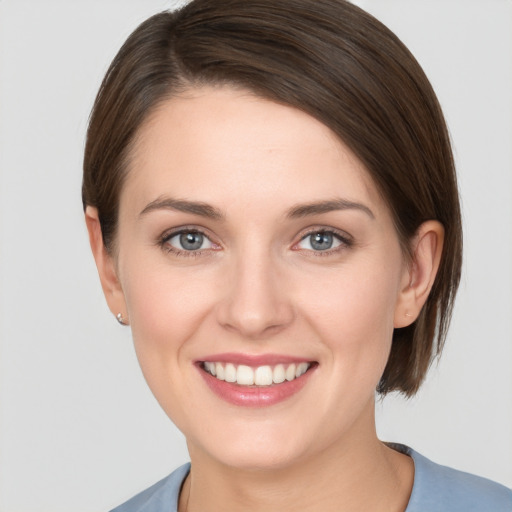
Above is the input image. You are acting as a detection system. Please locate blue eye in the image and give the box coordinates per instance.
[166,231,213,252]
[297,231,345,251]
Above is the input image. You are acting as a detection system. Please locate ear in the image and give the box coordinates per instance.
[85,206,129,325]
[394,220,444,328]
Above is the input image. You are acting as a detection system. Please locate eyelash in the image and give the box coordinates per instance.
[292,228,353,257]
[158,226,353,258]
[158,227,219,258]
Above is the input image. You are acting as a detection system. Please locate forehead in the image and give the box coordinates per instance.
[123,86,386,218]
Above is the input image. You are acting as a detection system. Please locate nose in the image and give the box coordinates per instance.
[216,249,295,339]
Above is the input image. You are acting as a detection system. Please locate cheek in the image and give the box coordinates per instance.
[303,260,399,329]
[119,262,223,428]
[297,258,402,376]
[121,261,218,371]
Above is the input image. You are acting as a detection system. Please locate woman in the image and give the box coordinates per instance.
[83,0,511,510]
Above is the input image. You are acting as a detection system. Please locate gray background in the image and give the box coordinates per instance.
[0,1,511,510]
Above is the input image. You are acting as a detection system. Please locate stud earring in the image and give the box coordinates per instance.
[405,312,413,318]
[116,313,128,326]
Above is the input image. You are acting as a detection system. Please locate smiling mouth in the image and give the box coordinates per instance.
[201,361,314,386]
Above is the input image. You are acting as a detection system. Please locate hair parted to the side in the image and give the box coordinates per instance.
[83,0,462,396]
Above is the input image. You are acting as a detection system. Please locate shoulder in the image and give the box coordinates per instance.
[390,444,512,512]
[109,463,190,512]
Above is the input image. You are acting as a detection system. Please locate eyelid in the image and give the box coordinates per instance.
[156,224,353,257]
[159,224,217,241]
[292,226,354,253]
[158,225,222,256]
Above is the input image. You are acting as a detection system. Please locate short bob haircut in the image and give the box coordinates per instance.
[83,0,462,396]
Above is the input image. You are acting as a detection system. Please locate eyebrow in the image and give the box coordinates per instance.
[139,196,374,221]
[286,199,375,219]
[139,197,224,220]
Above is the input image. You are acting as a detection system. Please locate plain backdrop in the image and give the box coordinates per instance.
[0,1,511,511]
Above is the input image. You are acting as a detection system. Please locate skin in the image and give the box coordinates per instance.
[86,86,444,511]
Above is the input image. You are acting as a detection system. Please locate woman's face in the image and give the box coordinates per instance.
[114,86,410,470]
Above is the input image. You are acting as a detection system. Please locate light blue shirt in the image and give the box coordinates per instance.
[111,445,512,511]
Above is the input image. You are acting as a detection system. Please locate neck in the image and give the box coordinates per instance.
[179,401,413,512]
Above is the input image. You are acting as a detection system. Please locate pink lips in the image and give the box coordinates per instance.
[196,353,316,407]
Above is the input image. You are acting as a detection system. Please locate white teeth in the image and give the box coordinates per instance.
[225,363,237,383]
[215,362,225,380]
[204,362,216,376]
[237,365,254,385]
[285,363,296,381]
[296,362,309,378]
[273,364,286,384]
[204,361,312,386]
[255,365,273,386]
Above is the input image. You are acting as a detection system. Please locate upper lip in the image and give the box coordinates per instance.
[196,352,315,367]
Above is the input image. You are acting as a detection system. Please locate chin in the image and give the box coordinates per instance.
[186,417,321,472]
[211,442,309,472]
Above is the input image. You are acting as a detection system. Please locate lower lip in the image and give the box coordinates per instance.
[198,365,316,407]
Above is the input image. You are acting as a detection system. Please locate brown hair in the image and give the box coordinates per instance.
[83,0,462,396]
